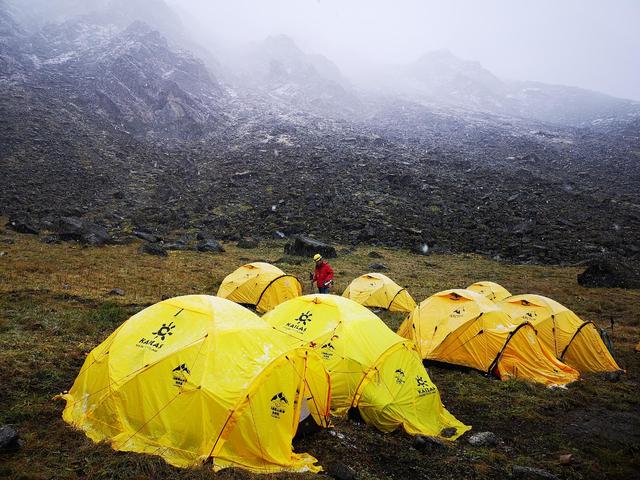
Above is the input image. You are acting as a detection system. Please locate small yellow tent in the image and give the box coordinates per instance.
[342,273,417,313]
[398,289,579,386]
[60,295,331,473]
[263,294,469,439]
[217,262,302,313]
[499,294,622,373]
[467,281,512,302]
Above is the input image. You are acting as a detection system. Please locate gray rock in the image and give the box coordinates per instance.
[326,461,356,480]
[440,427,458,438]
[40,235,61,244]
[368,263,387,271]
[133,230,161,243]
[413,434,448,451]
[0,425,20,452]
[284,235,337,258]
[55,217,111,246]
[512,466,560,480]
[603,370,624,382]
[468,431,498,447]
[237,238,259,249]
[6,217,39,235]
[577,256,640,289]
[107,288,125,296]
[164,242,190,251]
[139,243,167,257]
[197,239,225,253]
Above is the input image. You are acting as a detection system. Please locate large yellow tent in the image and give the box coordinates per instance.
[59,295,331,473]
[467,281,512,302]
[499,294,622,373]
[342,273,417,313]
[217,262,302,313]
[397,289,579,386]
[263,294,469,439]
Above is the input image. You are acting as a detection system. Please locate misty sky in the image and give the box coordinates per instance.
[169,0,640,100]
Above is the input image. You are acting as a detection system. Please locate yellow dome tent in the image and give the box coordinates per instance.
[217,262,302,313]
[59,295,331,473]
[467,281,512,302]
[263,294,470,439]
[499,294,622,373]
[397,289,579,386]
[342,273,417,313]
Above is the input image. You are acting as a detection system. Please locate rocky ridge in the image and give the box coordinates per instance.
[1,1,639,264]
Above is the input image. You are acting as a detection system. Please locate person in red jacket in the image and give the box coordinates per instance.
[312,253,334,294]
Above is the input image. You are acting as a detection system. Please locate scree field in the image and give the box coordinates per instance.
[0,227,638,480]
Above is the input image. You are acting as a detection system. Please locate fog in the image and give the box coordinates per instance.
[168,0,640,100]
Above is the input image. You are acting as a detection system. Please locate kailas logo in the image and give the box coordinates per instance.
[416,375,436,397]
[137,321,176,351]
[153,322,176,341]
[172,363,190,387]
[284,311,312,333]
[320,341,335,360]
[270,392,288,419]
[450,306,466,318]
[525,311,537,319]
[394,368,406,385]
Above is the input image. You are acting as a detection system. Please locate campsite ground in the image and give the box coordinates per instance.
[0,227,638,480]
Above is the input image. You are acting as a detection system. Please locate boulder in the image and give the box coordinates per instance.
[164,241,190,251]
[326,461,356,480]
[284,236,337,258]
[468,431,498,447]
[6,217,39,235]
[133,230,161,243]
[440,427,458,439]
[54,217,111,246]
[197,240,225,253]
[412,434,448,451]
[0,425,20,452]
[237,238,259,249]
[40,235,61,244]
[603,370,624,382]
[577,256,640,289]
[139,243,167,257]
[107,288,125,296]
[368,263,388,271]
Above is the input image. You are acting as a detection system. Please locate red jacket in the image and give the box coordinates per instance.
[314,261,334,288]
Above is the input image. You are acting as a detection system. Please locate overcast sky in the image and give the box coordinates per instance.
[169,0,640,100]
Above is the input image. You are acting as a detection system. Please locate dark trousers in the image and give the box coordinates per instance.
[318,287,330,294]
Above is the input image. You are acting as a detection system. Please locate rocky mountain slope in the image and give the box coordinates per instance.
[366,49,640,126]
[1,0,639,264]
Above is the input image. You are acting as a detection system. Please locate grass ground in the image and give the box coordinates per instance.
[0,226,638,480]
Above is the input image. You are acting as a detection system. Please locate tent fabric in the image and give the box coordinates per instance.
[397,289,579,386]
[499,294,622,373]
[60,295,331,474]
[263,294,469,439]
[467,281,512,302]
[342,273,417,313]
[217,262,302,313]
